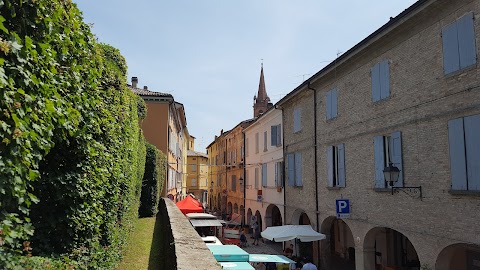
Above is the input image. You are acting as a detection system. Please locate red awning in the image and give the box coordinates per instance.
[176,195,203,214]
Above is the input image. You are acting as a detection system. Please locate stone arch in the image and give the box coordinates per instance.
[227,202,232,215]
[239,205,245,225]
[233,203,238,214]
[217,193,222,211]
[255,210,263,229]
[247,208,253,225]
[320,216,355,270]
[265,204,283,227]
[436,243,480,270]
[364,227,420,270]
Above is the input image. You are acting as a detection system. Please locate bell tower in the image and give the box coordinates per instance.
[253,63,272,117]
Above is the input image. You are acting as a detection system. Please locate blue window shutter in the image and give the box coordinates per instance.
[371,63,381,102]
[457,12,477,69]
[464,114,480,191]
[294,108,301,132]
[262,163,267,187]
[374,136,385,188]
[295,152,303,186]
[338,144,346,188]
[442,21,460,74]
[390,131,403,187]
[332,89,338,118]
[276,124,282,146]
[327,146,334,187]
[274,162,279,187]
[380,60,390,99]
[448,118,467,190]
[326,91,332,120]
[271,125,277,146]
[287,153,295,186]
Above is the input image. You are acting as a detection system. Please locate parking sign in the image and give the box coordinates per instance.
[336,199,350,218]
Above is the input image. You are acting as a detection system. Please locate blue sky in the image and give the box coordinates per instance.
[74,0,417,151]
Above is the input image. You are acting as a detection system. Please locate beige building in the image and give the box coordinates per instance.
[278,0,480,269]
[186,136,209,206]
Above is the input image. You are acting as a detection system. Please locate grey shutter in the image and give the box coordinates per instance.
[279,161,284,187]
[380,60,390,99]
[232,175,236,192]
[371,63,381,102]
[271,125,277,146]
[287,153,295,186]
[332,89,338,118]
[464,114,480,190]
[374,136,385,188]
[262,163,267,187]
[442,21,460,74]
[276,125,282,146]
[458,12,477,69]
[338,143,346,187]
[448,118,467,190]
[275,162,279,187]
[294,108,301,132]
[326,91,332,120]
[327,146,334,187]
[255,167,259,189]
[390,131,403,187]
[295,152,303,186]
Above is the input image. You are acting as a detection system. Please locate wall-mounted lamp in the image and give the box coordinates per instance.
[383,162,422,200]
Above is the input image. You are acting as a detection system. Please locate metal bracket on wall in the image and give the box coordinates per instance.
[391,186,422,200]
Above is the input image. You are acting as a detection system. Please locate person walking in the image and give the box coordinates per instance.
[252,221,261,245]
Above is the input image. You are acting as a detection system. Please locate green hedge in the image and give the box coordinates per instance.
[0,1,146,269]
[139,144,166,218]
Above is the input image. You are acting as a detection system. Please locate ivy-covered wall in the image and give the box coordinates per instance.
[139,144,166,218]
[0,1,146,269]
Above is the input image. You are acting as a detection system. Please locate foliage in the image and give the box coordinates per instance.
[0,0,146,268]
[136,95,147,120]
[139,144,166,218]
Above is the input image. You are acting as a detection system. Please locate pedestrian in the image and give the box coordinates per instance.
[301,257,317,270]
[240,230,248,247]
[283,243,294,258]
[252,222,261,245]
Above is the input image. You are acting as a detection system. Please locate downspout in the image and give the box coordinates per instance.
[275,105,286,227]
[307,81,320,264]
[242,130,246,226]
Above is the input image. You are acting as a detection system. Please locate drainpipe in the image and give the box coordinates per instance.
[307,81,320,265]
[242,130,246,226]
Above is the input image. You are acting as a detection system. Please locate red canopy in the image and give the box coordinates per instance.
[176,195,203,214]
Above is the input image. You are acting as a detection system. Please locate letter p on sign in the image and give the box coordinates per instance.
[336,199,350,218]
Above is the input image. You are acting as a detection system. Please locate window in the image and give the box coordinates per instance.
[191,164,197,172]
[262,163,267,187]
[255,167,259,189]
[326,89,338,120]
[374,131,403,188]
[275,161,284,187]
[191,178,197,187]
[371,59,390,102]
[231,175,236,192]
[264,131,268,152]
[442,12,477,75]
[245,138,249,157]
[293,108,302,132]
[287,152,303,186]
[241,145,245,160]
[327,144,345,187]
[448,114,480,191]
[271,124,282,146]
[255,133,259,154]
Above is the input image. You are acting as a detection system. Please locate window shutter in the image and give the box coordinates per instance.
[287,153,295,186]
[457,12,477,69]
[232,175,236,191]
[275,162,279,187]
[271,125,277,146]
[255,167,259,189]
[276,125,282,146]
[390,131,403,187]
[448,118,468,190]
[264,131,268,151]
[380,60,390,99]
[332,89,338,118]
[326,90,332,120]
[338,143,346,187]
[327,146,334,187]
[464,114,480,190]
[262,163,267,187]
[294,108,301,132]
[442,21,460,74]
[295,152,303,186]
[279,161,284,187]
[374,136,385,188]
[371,63,381,102]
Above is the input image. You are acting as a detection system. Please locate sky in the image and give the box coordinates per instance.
[74,0,418,152]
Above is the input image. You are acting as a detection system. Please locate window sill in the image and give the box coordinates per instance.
[444,64,476,78]
[449,190,480,196]
[326,186,342,190]
[373,188,391,192]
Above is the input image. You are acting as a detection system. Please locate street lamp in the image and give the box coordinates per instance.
[383,162,422,199]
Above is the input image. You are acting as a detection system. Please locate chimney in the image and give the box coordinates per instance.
[131,77,138,88]
[143,86,148,90]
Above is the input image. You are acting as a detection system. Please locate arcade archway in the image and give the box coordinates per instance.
[321,217,355,270]
[436,243,480,270]
[265,204,282,227]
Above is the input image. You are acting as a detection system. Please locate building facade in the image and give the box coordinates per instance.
[186,136,209,207]
[278,0,480,269]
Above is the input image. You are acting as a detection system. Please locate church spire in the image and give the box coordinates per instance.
[253,62,272,117]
